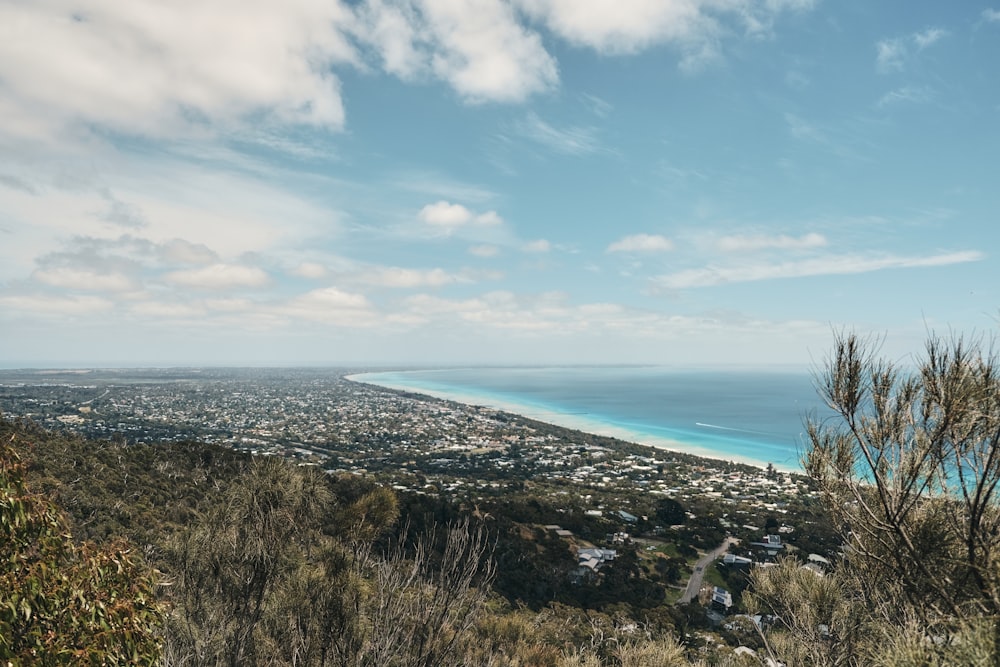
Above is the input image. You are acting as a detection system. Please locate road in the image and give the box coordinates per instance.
[678,537,739,604]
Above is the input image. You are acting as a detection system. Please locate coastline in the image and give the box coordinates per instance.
[346,371,803,474]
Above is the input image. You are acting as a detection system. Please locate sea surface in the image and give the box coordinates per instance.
[350,367,834,472]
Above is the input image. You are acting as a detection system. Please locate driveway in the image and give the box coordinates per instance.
[678,537,739,604]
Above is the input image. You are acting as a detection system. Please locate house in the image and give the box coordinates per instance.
[545,525,575,539]
[750,534,784,557]
[711,586,733,611]
[616,509,638,524]
[723,553,753,568]
[577,547,617,572]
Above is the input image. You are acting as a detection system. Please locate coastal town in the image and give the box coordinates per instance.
[0,367,836,620]
[0,368,813,506]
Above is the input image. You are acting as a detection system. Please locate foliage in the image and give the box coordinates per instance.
[161,453,498,666]
[0,414,761,664]
[0,431,162,665]
[749,332,1000,665]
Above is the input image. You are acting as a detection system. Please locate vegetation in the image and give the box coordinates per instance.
[2,418,722,665]
[0,430,162,665]
[12,331,1000,665]
[748,332,1000,665]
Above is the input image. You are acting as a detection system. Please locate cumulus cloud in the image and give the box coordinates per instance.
[420,201,473,226]
[516,0,706,54]
[101,193,147,229]
[474,210,504,226]
[716,232,827,252]
[522,239,552,253]
[33,267,136,292]
[131,301,207,319]
[469,244,500,257]
[355,0,558,104]
[284,286,377,326]
[291,286,372,310]
[653,250,984,290]
[164,263,270,289]
[293,262,328,279]
[0,0,357,139]
[396,290,826,347]
[418,201,503,229]
[359,267,470,288]
[607,233,674,253]
[514,0,814,63]
[159,239,218,265]
[0,294,114,316]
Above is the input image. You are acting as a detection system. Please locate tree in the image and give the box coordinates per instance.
[655,498,686,526]
[750,332,1000,664]
[163,456,334,665]
[162,455,497,667]
[0,433,162,665]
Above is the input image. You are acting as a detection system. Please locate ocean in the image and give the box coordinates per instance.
[350,366,834,472]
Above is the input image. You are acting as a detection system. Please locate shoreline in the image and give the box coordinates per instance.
[346,372,803,474]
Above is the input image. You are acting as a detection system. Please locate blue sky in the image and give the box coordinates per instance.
[1,0,998,367]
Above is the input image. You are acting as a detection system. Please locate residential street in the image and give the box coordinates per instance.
[678,537,739,604]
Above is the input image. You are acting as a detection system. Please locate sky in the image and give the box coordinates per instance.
[1,0,998,368]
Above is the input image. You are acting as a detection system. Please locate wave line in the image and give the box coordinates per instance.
[695,422,776,437]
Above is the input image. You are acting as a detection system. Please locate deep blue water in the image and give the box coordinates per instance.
[352,367,833,471]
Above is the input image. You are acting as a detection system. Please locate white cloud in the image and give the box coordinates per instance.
[716,232,827,252]
[607,233,674,253]
[469,244,500,257]
[395,290,828,350]
[0,154,342,280]
[359,267,470,288]
[159,239,218,265]
[292,286,372,310]
[913,27,947,49]
[284,286,377,326]
[876,28,947,73]
[0,294,114,316]
[876,38,906,73]
[877,85,933,108]
[418,201,503,229]
[653,250,984,290]
[131,301,207,319]
[293,262,328,279]
[164,264,270,289]
[0,0,357,140]
[984,8,1000,23]
[515,0,813,60]
[356,0,558,104]
[33,267,136,292]
[420,201,473,226]
[516,113,601,155]
[205,298,254,312]
[474,210,504,226]
[522,239,552,253]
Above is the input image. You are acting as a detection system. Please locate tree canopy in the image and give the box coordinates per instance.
[750,332,1000,665]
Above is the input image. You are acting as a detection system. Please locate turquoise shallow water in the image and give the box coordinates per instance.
[350,367,833,471]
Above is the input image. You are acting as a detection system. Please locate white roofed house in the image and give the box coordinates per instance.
[711,586,734,612]
[723,553,753,568]
[575,547,617,580]
[750,534,784,559]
